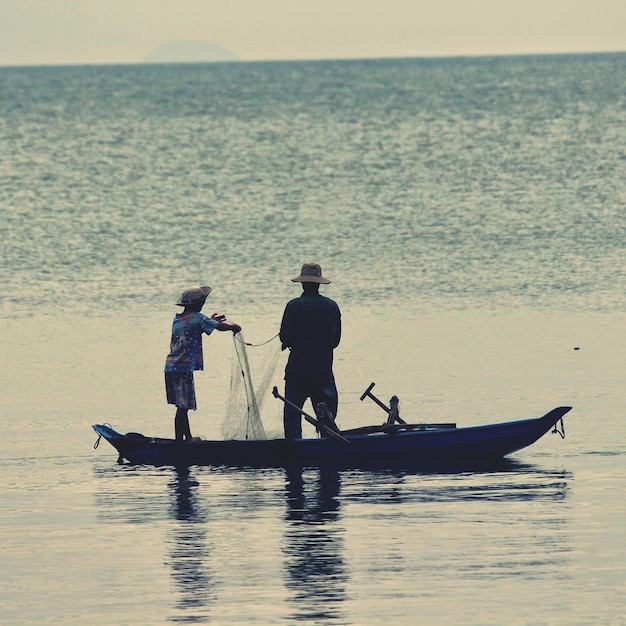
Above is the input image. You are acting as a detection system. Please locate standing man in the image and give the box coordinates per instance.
[279,263,342,439]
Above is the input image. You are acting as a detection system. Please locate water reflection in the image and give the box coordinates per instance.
[343,462,572,505]
[93,464,214,623]
[92,459,573,623]
[282,467,348,623]
[339,463,573,582]
[165,468,214,623]
[93,464,172,524]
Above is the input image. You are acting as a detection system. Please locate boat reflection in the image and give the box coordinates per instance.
[343,460,572,505]
[282,467,348,623]
[93,457,572,621]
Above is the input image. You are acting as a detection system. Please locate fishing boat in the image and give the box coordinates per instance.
[92,392,570,469]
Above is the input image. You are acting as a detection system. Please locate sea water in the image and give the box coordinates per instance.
[1,54,625,625]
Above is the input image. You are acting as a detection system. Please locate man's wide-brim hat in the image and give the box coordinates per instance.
[176,285,212,306]
[291,263,331,284]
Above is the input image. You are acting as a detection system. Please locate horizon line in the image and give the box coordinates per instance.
[1,48,625,70]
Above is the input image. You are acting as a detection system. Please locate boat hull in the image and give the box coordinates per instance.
[92,406,570,469]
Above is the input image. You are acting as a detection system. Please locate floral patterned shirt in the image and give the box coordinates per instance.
[164,312,218,372]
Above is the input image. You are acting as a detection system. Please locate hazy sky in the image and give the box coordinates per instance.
[1,0,625,67]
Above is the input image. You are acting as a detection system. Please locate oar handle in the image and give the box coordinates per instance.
[359,382,376,401]
[359,382,390,413]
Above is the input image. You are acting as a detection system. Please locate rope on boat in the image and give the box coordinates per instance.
[93,423,113,449]
[234,331,279,347]
[552,417,565,439]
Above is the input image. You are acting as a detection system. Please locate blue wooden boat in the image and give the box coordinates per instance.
[92,406,570,469]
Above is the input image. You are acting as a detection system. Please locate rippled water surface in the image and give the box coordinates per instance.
[1,54,625,624]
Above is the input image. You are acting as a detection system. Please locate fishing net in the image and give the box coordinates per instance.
[221,332,282,440]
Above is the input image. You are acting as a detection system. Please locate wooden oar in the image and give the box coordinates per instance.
[272,387,377,465]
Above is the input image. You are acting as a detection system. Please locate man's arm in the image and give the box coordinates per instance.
[333,310,341,348]
[279,303,295,350]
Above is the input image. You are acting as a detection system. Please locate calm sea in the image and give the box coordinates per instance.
[1,54,625,625]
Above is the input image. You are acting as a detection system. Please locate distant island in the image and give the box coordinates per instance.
[144,40,239,64]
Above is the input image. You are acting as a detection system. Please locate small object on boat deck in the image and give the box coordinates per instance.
[386,395,401,426]
[315,402,341,434]
[360,382,407,424]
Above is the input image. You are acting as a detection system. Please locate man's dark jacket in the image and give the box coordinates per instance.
[279,292,341,386]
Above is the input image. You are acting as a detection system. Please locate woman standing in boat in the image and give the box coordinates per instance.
[279,263,342,439]
[164,285,241,441]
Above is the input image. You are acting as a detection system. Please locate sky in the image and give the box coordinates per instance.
[1,0,625,67]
